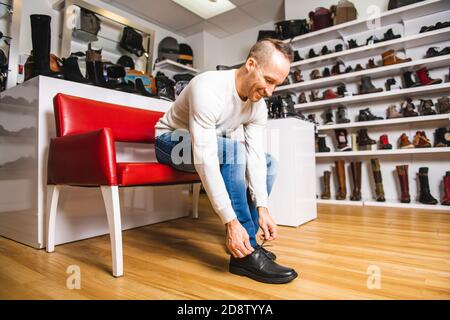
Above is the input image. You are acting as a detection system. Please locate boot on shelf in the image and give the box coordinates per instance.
[382,49,412,66]
[354,64,364,72]
[62,56,90,84]
[396,165,411,203]
[323,89,339,100]
[308,48,319,59]
[321,45,332,55]
[425,47,440,58]
[317,134,331,152]
[370,158,385,202]
[298,92,307,104]
[387,104,402,119]
[416,67,442,86]
[336,105,350,124]
[418,99,437,115]
[307,114,319,125]
[398,133,414,149]
[380,28,401,42]
[321,170,331,199]
[310,69,322,80]
[402,71,421,88]
[413,131,432,148]
[345,65,353,73]
[400,97,418,117]
[385,78,401,91]
[357,129,376,147]
[334,129,352,151]
[85,43,105,86]
[347,39,359,49]
[359,76,383,94]
[323,108,334,125]
[336,83,348,97]
[442,172,450,206]
[335,160,347,200]
[357,108,383,121]
[293,69,304,83]
[379,134,392,150]
[350,161,362,201]
[335,44,343,52]
[29,15,63,79]
[436,96,450,114]
[418,167,438,205]
[366,58,378,69]
[322,67,331,77]
[310,90,321,102]
[434,128,448,147]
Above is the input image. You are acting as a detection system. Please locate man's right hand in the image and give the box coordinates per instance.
[226,218,254,258]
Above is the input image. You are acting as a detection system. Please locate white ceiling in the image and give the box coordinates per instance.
[101,0,284,38]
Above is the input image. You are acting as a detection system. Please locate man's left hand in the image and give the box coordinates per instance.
[257,207,277,241]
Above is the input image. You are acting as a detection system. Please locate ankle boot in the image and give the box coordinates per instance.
[335,44,343,52]
[310,69,322,80]
[416,67,442,86]
[418,99,437,115]
[29,15,63,79]
[298,92,307,104]
[336,83,348,97]
[379,134,392,150]
[354,64,364,72]
[418,167,438,205]
[425,47,440,58]
[293,69,303,83]
[382,49,412,66]
[380,28,401,42]
[370,158,385,202]
[357,128,376,147]
[321,170,331,199]
[442,172,450,206]
[403,71,421,88]
[62,56,90,84]
[387,104,402,119]
[436,96,450,114]
[323,108,334,125]
[345,66,353,73]
[310,90,321,101]
[401,97,418,117]
[308,114,319,125]
[413,131,432,148]
[385,78,399,91]
[350,161,362,201]
[321,45,332,55]
[366,58,378,69]
[399,133,414,149]
[335,129,352,151]
[357,108,383,121]
[359,76,383,94]
[308,48,319,59]
[335,160,347,200]
[322,67,331,77]
[336,105,350,123]
[434,128,448,147]
[318,134,331,152]
[348,39,359,49]
[323,89,339,100]
[396,165,411,203]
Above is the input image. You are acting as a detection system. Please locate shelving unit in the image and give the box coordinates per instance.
[154,59,199,75]
[279,0,450,211]
[0,0,13,92]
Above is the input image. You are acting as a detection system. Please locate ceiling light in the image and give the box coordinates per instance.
[172,0,236,19]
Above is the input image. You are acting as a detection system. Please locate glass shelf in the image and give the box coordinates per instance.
[0,2,13,14]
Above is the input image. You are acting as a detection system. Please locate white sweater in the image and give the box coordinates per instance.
[155,69,268,224]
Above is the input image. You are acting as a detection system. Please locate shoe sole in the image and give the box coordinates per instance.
[229,265,298,284]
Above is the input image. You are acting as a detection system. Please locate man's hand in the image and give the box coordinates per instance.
[258,207,278,241]
[226,218,254,258]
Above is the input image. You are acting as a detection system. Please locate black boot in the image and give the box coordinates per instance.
[318,134,331,152]
[323,108,333,125]
[357,108,383,121]
[62,56,90,83]
[434,128,448,147]
[336,83,348,97]
[229,247,298,284]
[418,167,438,205]
[29,15,63,79]
[357,129,376,147]
[418,99,437,115]
[308,48,318,59]
[403,71,421,88]
[336,105,350,123]
[359,76,383,94]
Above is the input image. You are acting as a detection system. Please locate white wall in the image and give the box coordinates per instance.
[284,0,389,21]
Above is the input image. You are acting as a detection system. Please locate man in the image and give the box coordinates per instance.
[154,39,297,284]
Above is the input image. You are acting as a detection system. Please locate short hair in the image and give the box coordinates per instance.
[246,39,294,65]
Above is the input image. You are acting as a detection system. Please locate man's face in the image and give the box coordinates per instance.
[246,51,290,102]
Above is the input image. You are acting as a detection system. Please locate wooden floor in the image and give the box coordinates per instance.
[0,194,449,300]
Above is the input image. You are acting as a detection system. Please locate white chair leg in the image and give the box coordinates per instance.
[46,185,60,253]
[192,183,201,219]
[100,186,123,277]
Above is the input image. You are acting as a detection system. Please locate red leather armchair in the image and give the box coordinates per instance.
[46,93,201,277]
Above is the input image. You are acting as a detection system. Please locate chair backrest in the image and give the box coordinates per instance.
[53,93,164,143]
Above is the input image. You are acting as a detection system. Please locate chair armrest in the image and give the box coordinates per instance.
[47,128,118,185]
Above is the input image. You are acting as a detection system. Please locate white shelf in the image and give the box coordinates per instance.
[316,147,450,158]
[294,82,450,111]
[284,0,450,48]
[288,27,450,70]
[154,59,199,74]
[317,114,450,131]
[318,199,450,211]
[278,55,450,92]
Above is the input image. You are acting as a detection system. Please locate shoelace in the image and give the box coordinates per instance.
[258,241,273,258]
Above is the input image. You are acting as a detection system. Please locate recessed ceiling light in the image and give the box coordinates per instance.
[172,0,236,20]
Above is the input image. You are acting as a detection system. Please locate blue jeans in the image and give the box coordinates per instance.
[155,131,278,247]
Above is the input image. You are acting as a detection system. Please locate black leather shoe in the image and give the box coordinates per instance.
[229,247,297,284]
[257,244,276,260]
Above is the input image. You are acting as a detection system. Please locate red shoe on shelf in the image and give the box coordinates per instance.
[416,67,443,86]
[442,171,450,206]
[323,89,339,100]
[379,134,392,150]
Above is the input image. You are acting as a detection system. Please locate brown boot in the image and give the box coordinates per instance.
[298,92,307,104]
[367,58,378,69]
[350,161,362,201]
[399,133,414,149]
[370,158,385,202]
[321,170,331,199]
[396,165,411,203]
[335,160,347,200]
[382,49,412,66]
[386,104,402,119]
[413,131,431,148]
[310,69,322,80]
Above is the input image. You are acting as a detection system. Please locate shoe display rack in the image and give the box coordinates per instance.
[275,0,450,211]
[154,59,199,77]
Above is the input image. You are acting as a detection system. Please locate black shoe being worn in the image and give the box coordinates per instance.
[229,247,297,284]
[256,243,276,261]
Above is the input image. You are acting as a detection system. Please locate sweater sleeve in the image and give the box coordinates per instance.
[188,86,236,224]
[243,105,268,208]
